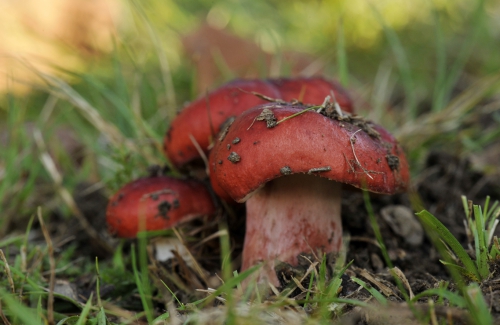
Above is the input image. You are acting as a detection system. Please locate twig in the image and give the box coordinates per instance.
[37,207,55,325]
[350,129,374,180]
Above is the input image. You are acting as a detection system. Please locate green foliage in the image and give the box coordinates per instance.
[417,196,500,282]
[416,197,500,325]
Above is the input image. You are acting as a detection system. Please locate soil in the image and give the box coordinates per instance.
[16,150,500,324]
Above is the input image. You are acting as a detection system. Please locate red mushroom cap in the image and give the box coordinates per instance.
[164,79,280,168]
[270,77,353,112]
[209,103,409,202]
[106,176,215,238]
[164,77,354,169]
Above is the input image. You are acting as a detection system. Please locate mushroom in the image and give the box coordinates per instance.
[209,103,409,286]
[164,77,354,170]
[106,176,215,238]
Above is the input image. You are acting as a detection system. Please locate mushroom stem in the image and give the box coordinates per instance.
[242,174,343,286]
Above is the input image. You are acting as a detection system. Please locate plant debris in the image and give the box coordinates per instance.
[227,152,241,163]
[248,108,277,129]
[307,166,331,174]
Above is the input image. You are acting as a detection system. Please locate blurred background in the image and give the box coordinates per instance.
[2,0,499,94]
[1,0,500,232]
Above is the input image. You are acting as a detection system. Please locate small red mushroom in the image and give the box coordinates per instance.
[106,176,215,238]
[209,103,409,286]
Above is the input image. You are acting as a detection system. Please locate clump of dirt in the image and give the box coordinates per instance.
[252,107,277,128]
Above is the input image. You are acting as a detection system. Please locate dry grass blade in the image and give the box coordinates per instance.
[37,207,55,325]
[291,277,311,293]
[130,1,177,120]
[167,301,182,325]
[391,267,414,300]
[23,60,161,164]
[33,129,114,255]
[189,134,210,175]
[192,229,228,249]
[0,250,15,294]
[350,129,374,180]
[396,73,500,146]
[130,73,167,160]
[172,228,209,285]
[358,268,397,297]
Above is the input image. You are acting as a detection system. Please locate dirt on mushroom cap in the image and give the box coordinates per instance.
[209,103,409,202]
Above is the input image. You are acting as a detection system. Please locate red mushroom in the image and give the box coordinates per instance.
[209,103,409,286]
[106,176,215,238]
[164,77,354,170]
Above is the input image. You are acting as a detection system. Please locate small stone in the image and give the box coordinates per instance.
[380,205,423,246]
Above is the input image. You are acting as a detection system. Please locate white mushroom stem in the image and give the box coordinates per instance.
[241,174,343,286]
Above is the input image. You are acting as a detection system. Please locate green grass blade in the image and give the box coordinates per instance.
[97,307,108,325]
[437,0,486,113]
[370,4,416,118]
[75,293,93,325]
[416,210,480,280]
[351,277,387,306]
[131,244,154,324]
[440,261,479,282]
[411,288,466,308]
[185,264,261,308]
[473,205,489,279]
[336,19,348,86]
[432,8,447,112]
[465,283,493,325]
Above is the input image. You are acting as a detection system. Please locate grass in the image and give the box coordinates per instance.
[1,0,500,323]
